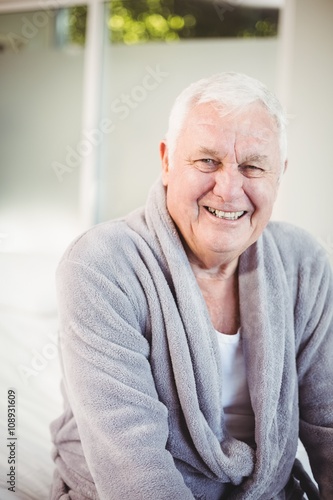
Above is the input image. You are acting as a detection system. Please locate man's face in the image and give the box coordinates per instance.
[161,101,284,268]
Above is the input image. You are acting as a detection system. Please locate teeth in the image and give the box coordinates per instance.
[207,207,245,220]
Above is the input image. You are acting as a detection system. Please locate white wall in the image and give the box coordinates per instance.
[273,0,333,262]
[0,9,92,255]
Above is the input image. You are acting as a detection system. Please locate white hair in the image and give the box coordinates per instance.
[165,72,288,171]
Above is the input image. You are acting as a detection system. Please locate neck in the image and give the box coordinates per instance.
[189,255,240,334]
[177,227,241,278]
[186,248,239,281]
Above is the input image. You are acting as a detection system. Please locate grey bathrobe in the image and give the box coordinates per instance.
[51,179,333,499]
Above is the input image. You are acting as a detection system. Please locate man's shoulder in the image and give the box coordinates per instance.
[266,220,318,246]
[264,221,327,267]
[60,210,144,268]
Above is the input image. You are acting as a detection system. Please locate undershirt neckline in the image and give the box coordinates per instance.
[215,329,241,344]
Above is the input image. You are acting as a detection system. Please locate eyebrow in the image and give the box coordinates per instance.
[197,147,220,157]
[196,147,270,166]
[243,154,269,163]
[197,149,269,163]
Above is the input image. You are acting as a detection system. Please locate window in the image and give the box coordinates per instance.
[67,1,279,46]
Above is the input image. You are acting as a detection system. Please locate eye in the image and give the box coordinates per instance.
[239,164,265,178]
[195,158,220,172]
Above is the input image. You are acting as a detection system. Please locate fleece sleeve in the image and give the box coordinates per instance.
[296,252,333,499]
[56,255,194,500]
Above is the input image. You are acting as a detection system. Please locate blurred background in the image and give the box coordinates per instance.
[0,0,332,498]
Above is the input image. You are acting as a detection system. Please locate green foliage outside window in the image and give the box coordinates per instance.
[68,1,278,46]
[108,0,196,44]
[67,6,87,46]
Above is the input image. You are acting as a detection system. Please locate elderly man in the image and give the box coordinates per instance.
[50,73,333,499]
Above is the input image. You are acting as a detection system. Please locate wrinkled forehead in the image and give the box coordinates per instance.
[183,101,279,144]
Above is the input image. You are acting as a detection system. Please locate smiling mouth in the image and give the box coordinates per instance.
[205,206,246,220]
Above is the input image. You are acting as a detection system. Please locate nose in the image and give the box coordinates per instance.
[212,166,244,202]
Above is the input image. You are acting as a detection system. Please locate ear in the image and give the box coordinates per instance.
[160,141,170,187]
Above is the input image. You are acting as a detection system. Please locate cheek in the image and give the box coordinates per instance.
[166,171,196,217]
[247,181,278,214]
[187,170,215,197]
[173,169,213,203]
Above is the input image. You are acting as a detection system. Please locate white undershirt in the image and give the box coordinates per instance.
[216,329,255,446]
